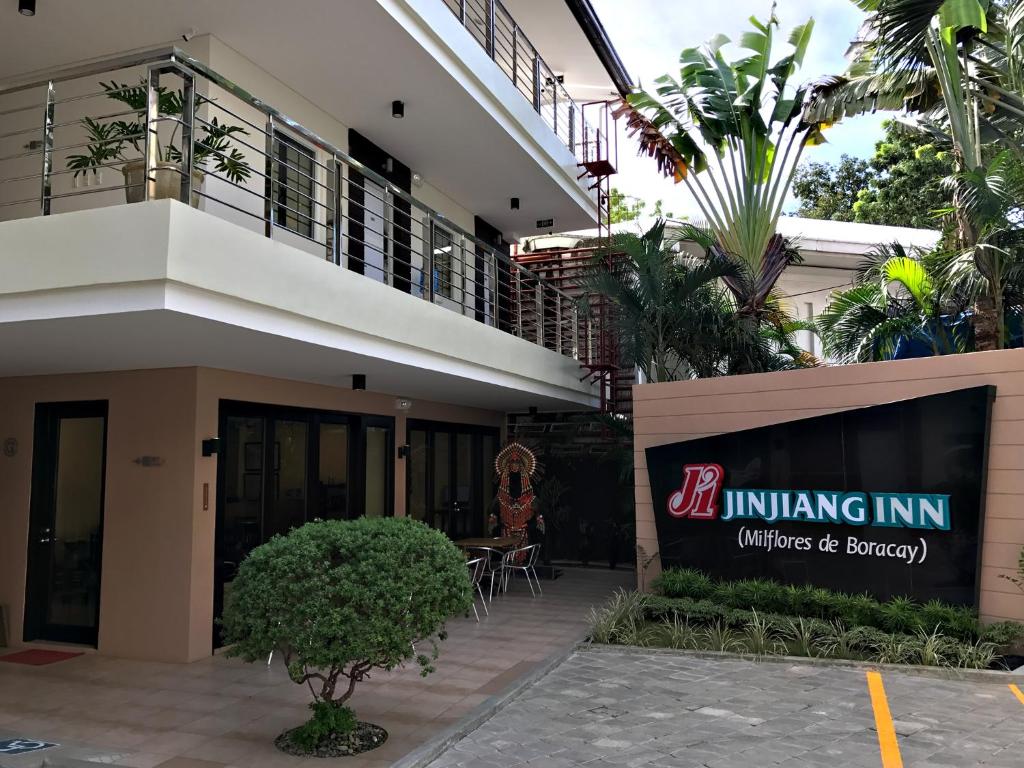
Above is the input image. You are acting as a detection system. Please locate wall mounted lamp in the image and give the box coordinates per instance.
[392,100,404,119]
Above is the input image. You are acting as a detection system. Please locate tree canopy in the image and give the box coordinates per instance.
[791,121,953,228]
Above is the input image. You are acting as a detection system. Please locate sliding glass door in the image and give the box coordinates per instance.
[407,420,499,540]
[214,402,393,645]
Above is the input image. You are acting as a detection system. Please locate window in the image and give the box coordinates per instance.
[432,224,455,300]
[274,133,316,239]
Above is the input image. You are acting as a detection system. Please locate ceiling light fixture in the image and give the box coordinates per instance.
[510,197,520,211]
[391,100,404,119]
[19,0,36,16]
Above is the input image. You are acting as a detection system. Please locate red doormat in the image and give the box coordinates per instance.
[0,650,83,666]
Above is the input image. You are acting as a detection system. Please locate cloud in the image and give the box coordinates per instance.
[590,0,887,215]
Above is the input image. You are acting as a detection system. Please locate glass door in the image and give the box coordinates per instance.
[24,401,108,646]
[407,420,499,539]
[214,402,394,646]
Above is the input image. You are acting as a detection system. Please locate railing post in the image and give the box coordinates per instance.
[568,103,576,158]
[332,157,342,265]
[511,26,518,87]
[532,55,542,113]
[555,293,562,353]
[490,252,498,327]
[179,70,196,206]
[143,67,161,202]
[39,80,54,216]
[427,219,436,303]
[552,82,558,137]
[459,0,466,24]
[514,269,522,337]
[572,305,580,360]
[486,0,496,58]
[264,114,275,239]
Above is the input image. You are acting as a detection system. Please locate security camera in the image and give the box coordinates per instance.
[182,27,197,42]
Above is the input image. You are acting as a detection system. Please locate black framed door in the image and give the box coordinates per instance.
[24,401,108,646]
[214,401,394,646]
[407,420,498,539]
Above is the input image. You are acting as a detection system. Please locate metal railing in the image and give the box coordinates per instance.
[442,0,598,161]
[0,48,593,361]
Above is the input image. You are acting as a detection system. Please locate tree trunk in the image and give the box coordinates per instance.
[974,295,1000,352]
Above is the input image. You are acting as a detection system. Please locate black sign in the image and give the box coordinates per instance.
[536,218,554,229]
[646,387,995,606]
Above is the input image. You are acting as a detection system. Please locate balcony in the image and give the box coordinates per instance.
[0,49,602,410]
[440,0,607,164]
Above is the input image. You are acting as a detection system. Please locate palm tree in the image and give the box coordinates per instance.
[615,11,827,322]
[581,219,742,382]
[807,0,1024,349]
[817,242,968,362]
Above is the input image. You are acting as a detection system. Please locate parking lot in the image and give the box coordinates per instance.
[427,649,1024,768]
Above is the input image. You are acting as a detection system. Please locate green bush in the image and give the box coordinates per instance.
[222,517,472,746]
[651,568,999,642]
[290,702,358,751]
[980,620,1024,649]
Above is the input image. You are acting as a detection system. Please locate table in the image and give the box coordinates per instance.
[453,537,519,551]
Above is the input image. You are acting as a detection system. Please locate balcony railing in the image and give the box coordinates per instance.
[0,48,595,361]
[441,0,602,162]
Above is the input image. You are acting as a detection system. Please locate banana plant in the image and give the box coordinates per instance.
[614,10,827,318]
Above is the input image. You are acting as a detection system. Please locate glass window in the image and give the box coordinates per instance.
[409,429,428,524]
[275,133,316,239]
[433,225,455,299]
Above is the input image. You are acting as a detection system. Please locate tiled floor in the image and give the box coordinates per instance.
[0,567,631,768]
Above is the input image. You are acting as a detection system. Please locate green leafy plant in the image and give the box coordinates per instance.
[289,702,358,751]
[953,638,1000,670]
[816,622,863,659]
[784,617,821,657]
[873,634,915,665]
[615,615,659,648]
[657,613,697,650]
[652,567,714,599]
[588,588,647,644]
[980,620,1024,650]
[744,611,784,656]
[697,620,745,653]
[878,596,920,634]
[221,517,471,748]
[67,78,252,183]
[914,627,953,667]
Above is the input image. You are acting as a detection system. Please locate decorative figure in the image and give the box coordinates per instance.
[495,442,539,557]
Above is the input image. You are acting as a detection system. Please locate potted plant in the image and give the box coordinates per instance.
[67,78,252,204]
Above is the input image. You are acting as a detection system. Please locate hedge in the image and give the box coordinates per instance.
[650,568,1024,647]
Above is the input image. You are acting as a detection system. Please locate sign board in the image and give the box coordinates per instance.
[536,218,554,229]
[0,739,58,755]
[645,387,994,606]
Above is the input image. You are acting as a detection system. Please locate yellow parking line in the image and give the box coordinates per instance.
[1010,684,1024,706]
[866,671,904,768]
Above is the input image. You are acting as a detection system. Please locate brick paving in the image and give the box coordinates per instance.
[426,650,1024,768]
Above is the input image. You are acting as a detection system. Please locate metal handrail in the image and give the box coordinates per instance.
[0,47,586,359]
[443,0,597,160]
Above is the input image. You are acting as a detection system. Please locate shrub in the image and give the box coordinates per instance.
[697,620,745,653]
[744,611,784,656]
[652,568,713,599]
[221,517,472,745]
[588,589,647,644]
[980,620,1024,649]
[290,702,358,751]
[783,617,821,657]
[657,613,697,650]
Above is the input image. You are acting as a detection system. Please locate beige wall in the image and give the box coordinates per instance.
[633,349,1024,624]
[0,366,502,662]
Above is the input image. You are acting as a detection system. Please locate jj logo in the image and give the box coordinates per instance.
[667,463,724,519]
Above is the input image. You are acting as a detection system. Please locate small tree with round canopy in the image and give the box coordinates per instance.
[221,516,472,750]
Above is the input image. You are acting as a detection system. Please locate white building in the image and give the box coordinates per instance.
[0,0,631,661]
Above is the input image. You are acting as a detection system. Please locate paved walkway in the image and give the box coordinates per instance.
[0,568,632,768]
[426,650,1024,768]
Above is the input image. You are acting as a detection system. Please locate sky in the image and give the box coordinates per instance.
[588,0,890,217]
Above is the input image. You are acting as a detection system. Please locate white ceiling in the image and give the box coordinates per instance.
[0,310,595,412]
[0,0,601,239]
[503,0,619,101]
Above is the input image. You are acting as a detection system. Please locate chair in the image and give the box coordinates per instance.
[500,544,543,597]
[467,546,504,601]
[466,557,488,621]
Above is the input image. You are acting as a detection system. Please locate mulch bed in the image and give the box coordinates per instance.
[275,722,388,758]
